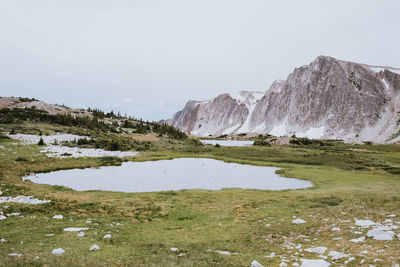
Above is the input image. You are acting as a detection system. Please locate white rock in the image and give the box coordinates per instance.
[45,233,55,237]
[178,253,185,257]
[355,219,375,227]
[103,234,111,239]
[344,257,355,264]
[8,253,23,257]
[280,262,288,267]
[366,228,394,240]
[292,218,307,224]
[52,215,63,219]
[305,247,327,254]
[300,259,331,267]
[264,252,275,258]
[77,232,85,237]
[90,244,100,251]
[63,227,89,232]
[51,248,65,255]
[215,250,237,255]
[350,236,365,243]
[0,215,6,220]
[328,251,348,260]
[251,260,264,267]
[170,247,179,252]
[0,195,50,205]
[0,238,6,243]
[331,227,340,231]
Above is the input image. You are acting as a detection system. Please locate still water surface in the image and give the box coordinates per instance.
[25,158,313,192]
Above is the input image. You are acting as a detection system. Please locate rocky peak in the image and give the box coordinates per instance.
[166,56,400,143]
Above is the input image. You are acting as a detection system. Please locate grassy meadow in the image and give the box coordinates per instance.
[0,124,400,266]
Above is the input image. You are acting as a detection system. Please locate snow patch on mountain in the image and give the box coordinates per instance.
[297,126,325,139]
[167,56,400,142]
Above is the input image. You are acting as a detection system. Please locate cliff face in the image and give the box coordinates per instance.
[167,56,400,143]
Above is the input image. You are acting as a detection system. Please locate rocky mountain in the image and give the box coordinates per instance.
[166,56,400,143]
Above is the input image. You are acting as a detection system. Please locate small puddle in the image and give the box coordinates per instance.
[25,158,313,192]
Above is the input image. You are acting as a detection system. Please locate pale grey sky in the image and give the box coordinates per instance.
[1,0,399,120]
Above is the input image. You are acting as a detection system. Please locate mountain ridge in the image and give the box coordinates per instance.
[166,56,400,143]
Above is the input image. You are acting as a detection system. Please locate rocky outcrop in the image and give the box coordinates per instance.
[0,97,91,117]
[166,56,400,143]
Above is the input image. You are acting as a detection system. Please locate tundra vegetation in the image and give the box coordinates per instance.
[0,107,399,266]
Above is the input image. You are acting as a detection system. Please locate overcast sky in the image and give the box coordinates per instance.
[1,0,399,120]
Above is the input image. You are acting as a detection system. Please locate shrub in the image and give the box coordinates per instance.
[253,140,270,146]
[38,137,45,146]
[15,156,28,162]
[0,133,10,140]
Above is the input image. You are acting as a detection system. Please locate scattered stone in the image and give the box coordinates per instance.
[366,228,394,240]
[331,227,340,231]
[300,259,330,267]
[170,247,179,252]
[305,247,327,254]
[178,253,185,257]
[8,253,23,257]
[355,219,375,227]
[77,232,85,237]
[52,215,63,219]
[51,248,65,255]
[0,215,6,220]
[344,257,355,264]
[0,238,6,243]
[251,260,264,267]
[328,251,348,260]
[215,250,238,255]
[90,244,100,251]
[280,262,288,267]
[350,236,365,243]
[103,234,111,239]
[45,234,55,237]
[264,252,275,258]
[0,195,50,205]
[292,219,307,224]
[63,227,89,232]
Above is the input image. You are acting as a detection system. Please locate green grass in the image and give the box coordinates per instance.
[0,133,400,266]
